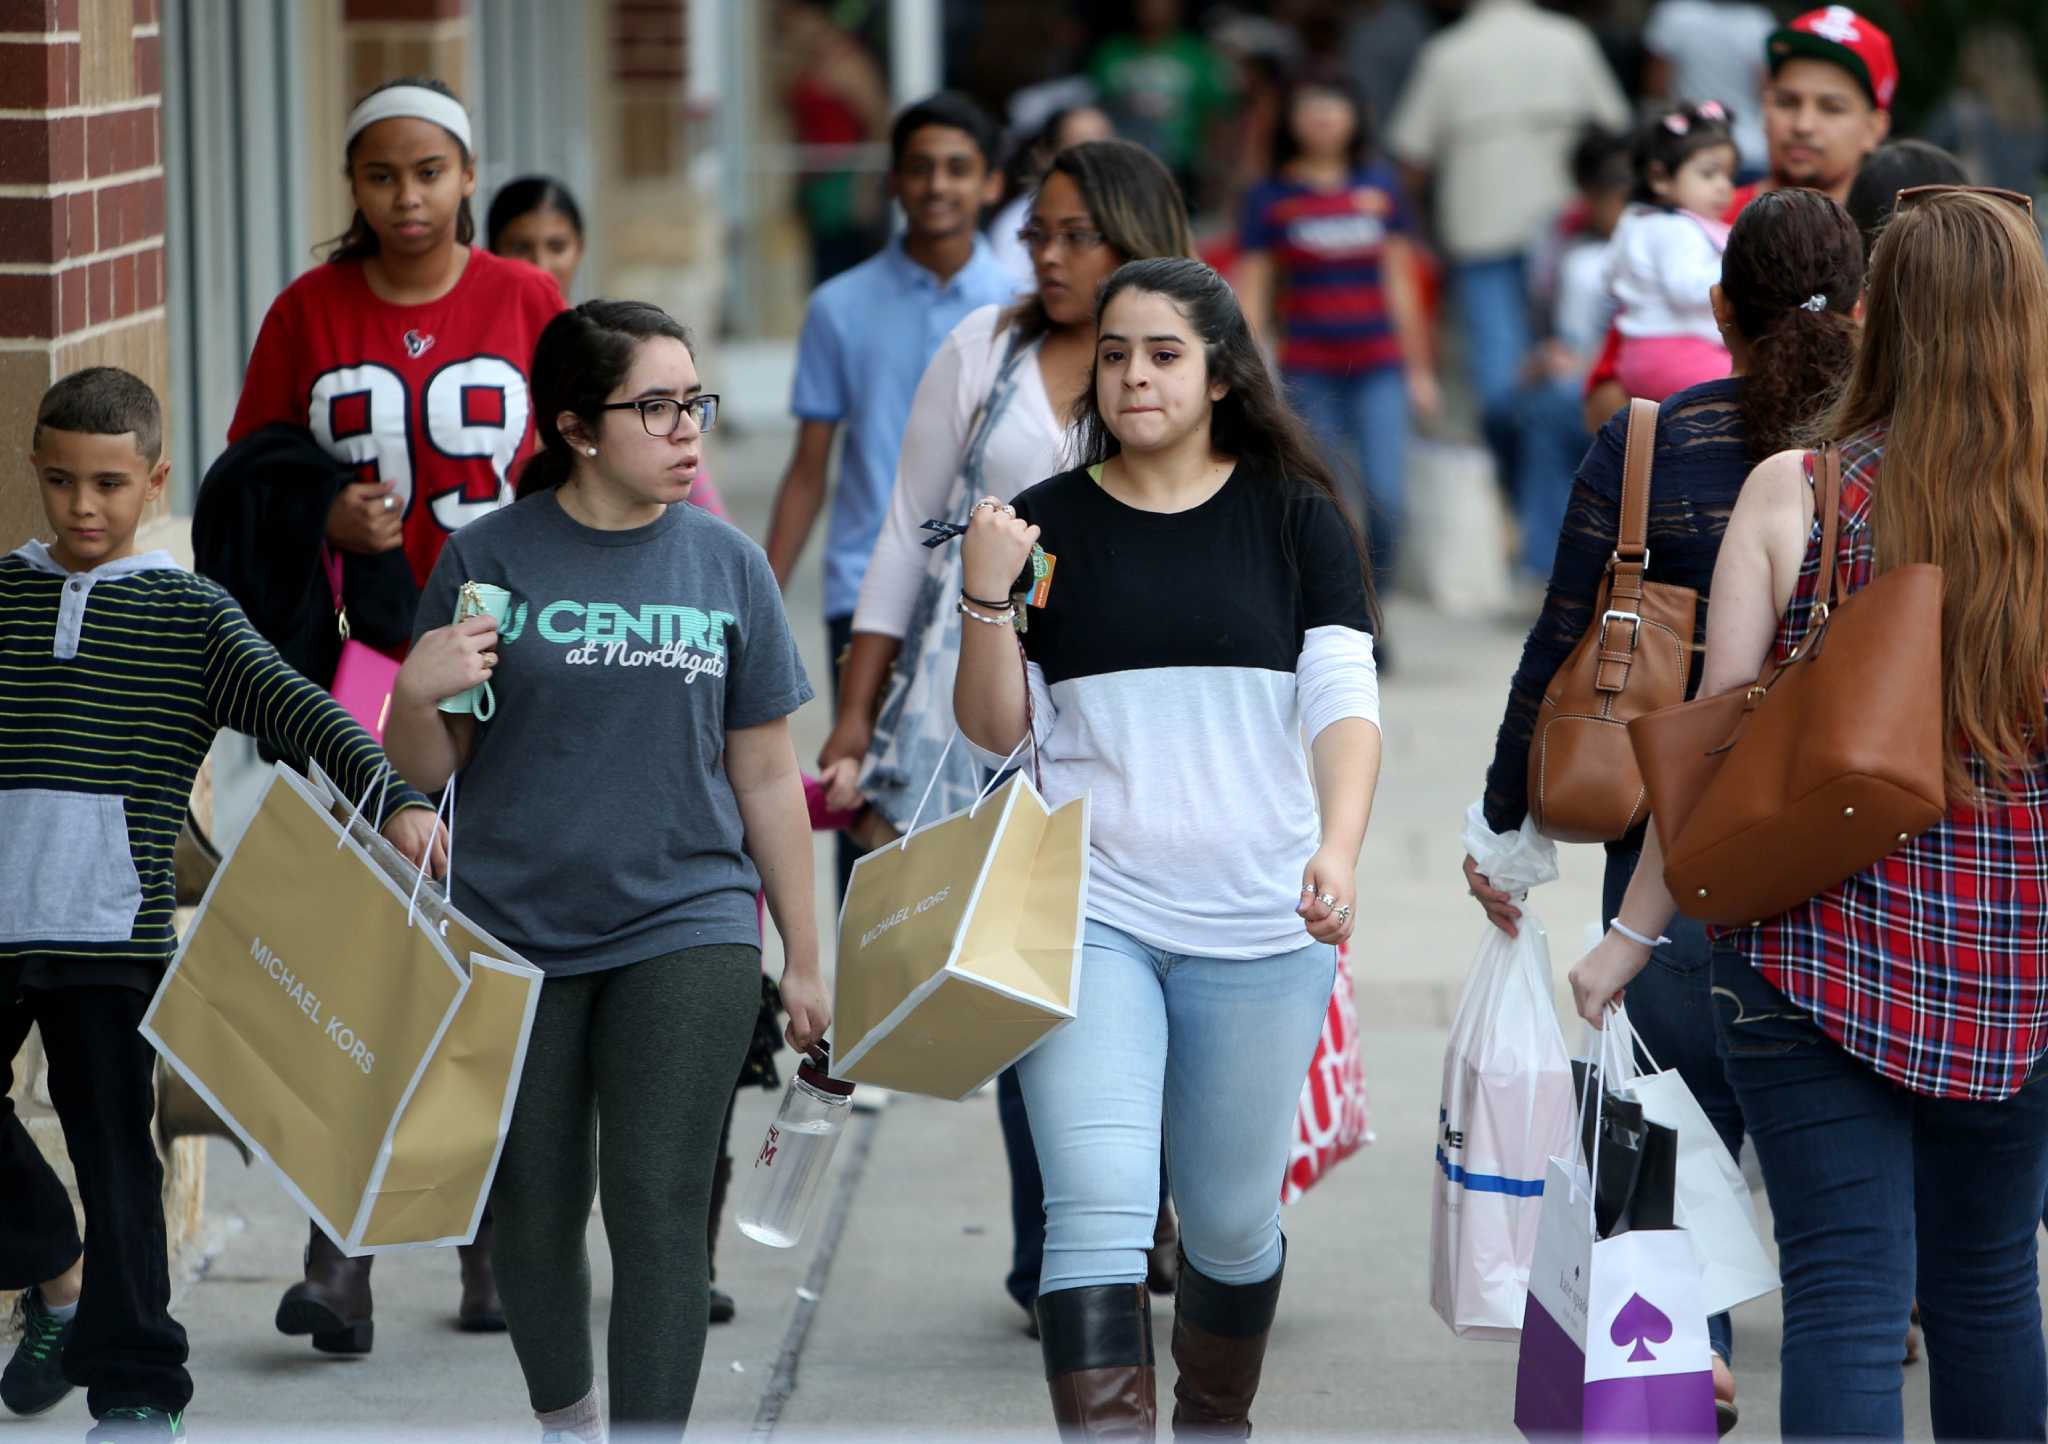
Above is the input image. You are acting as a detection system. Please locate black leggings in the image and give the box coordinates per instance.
[489,946,757,1432]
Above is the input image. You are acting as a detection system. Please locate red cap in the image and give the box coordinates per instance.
[1769,6,1898,112]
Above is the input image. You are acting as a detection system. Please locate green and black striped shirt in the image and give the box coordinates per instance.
[1,542,418,991]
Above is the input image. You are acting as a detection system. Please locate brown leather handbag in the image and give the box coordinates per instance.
[1626,443,1947,927]
[1527,398,1700,843]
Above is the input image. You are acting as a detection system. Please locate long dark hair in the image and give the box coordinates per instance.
[324,77,477,263]
[517,300,694,499]
[1006,140,1193,344]
[486,175,584,251]
[1071,257,1379,626]
[1720,187,1863,459]
[1270,65,1372,176]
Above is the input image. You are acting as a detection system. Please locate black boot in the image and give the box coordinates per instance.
[707,1154,735,1324]
[275,1220,373,1354]
[1170,1249,1283,1439]
[458,1212,505,1332]
[1036,1283,1157,1442]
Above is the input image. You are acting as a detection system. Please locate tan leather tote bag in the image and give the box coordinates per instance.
[1627,443,1946,926]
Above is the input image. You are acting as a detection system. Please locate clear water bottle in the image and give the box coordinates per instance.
[735,1041,854,1248]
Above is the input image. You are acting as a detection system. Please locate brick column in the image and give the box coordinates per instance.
[341,0,468,105]
[0,0,200,1310]
[0,0,168,554]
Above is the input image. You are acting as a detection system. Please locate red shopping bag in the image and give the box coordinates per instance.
[1282,944,1372,1202]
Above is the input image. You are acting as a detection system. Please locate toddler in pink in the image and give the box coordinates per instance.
[1608,101,1740,402]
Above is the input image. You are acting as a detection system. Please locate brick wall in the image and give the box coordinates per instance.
[0,0,169,554]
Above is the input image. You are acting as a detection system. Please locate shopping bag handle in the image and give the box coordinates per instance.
[897,727,1033,850]
[404,770,457,929]
[1573,1012,1633,1232]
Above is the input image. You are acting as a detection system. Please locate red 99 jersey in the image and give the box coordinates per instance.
[230,248,568,585]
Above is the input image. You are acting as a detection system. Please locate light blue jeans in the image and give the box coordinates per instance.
[1017,920,1337,1295]
[1285,366,1408,589]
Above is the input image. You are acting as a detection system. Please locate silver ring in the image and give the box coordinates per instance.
[1334,905,1353,923]
[382,495,398,512]
[971,497,1003,517]
[1316,892,1337,908]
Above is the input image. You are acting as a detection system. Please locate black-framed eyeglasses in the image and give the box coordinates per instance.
[599,394,719,437]
[1016,224,1107,254]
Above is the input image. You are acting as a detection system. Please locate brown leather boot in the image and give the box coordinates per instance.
[1170,1249,1283,1439]
[275,1221,374,1354]
[1036,1283,1157,1442]
[1146,1202,1180,1295]
[458,1212,505,1332]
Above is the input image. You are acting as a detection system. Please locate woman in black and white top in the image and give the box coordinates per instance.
[955,256,1382,1438]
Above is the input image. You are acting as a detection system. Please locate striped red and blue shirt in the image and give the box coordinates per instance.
[1727,429,2048,1100]
[1240,165,1410,377]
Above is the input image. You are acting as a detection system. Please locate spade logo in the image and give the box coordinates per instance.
[1610,1293,1673,1363]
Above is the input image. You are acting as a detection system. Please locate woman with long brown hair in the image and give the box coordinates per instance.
[955,257,1382,1438]
[818,139,1195,1332]
[1571,187,2048,1438]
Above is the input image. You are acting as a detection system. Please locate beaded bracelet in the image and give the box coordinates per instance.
[957,598,1016,626]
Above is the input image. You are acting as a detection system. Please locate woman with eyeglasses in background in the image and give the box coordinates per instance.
[819,137,1195,1337]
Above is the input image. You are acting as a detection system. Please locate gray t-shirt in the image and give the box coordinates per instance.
[416,490,813,975]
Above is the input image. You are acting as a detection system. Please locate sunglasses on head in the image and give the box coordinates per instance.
[1894,184,2035,216]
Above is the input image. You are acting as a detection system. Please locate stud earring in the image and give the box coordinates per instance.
[585,448,597,456]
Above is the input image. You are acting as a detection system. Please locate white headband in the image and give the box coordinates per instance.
[345,85,473,154]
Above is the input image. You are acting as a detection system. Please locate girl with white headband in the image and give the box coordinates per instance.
[225,75,564,1359]
[230,76,565,590]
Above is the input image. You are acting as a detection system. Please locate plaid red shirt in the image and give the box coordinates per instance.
[1726,429,2048,1100]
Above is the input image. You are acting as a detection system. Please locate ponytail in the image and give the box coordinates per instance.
[1739,307,1860,459]
[514,444,574,500]
[517,300,694,500]
[1718,188,1866,460]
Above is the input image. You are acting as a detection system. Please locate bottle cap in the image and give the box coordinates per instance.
[798,1039,854,1098]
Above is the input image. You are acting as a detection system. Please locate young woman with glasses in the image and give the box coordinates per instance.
[817,137,1197,1337]
[386,300,828,1442]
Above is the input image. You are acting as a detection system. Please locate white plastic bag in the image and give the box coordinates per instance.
[1431,808,1578,1340]
[1605,1008,1779,1317]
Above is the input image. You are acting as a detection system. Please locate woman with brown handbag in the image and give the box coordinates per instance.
[1571,186,2048,1440]
[1469,186,1864,1432]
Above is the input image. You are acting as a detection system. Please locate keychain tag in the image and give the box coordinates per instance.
[1027,544,1056,608]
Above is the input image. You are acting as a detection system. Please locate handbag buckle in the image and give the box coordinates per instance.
[1599,609,1642,648]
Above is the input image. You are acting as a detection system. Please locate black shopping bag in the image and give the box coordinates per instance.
[1573,1060,1678,1238]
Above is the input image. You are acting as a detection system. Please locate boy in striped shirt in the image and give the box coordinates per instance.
[0,368,440,1441]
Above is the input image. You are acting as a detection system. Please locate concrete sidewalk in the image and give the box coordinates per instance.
[11,422,2029,1441]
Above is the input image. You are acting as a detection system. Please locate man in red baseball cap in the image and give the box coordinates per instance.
[1583,4,1893,427]
[1738,5,1895,208]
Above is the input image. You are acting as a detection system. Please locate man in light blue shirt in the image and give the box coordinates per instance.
[767,92,1020,689]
